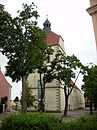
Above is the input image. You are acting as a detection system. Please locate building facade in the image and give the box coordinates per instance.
[27,18,85,112]
[87,0,97,48]
[0,68,11,110]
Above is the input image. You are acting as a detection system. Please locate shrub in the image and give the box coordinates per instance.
[0,113,63,130]
[63,116,97,130]
[1,114,97,130]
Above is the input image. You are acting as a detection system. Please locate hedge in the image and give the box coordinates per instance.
[0,113,63,130]
[0,113,97,130]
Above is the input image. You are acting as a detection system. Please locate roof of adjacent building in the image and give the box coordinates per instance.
[46,31,61,46]
[70,80,81,91]
[0,69,11,97]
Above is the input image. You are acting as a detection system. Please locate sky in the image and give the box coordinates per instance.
[0,0,97,100]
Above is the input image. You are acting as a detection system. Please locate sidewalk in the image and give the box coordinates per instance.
[63,109,89,121]
[62,108,97,121]
[49,108,97,122]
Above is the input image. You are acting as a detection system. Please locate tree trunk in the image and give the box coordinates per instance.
[38,73,45,112]
[22,76,27,112]
[94,100,97,110]
[43,80,45,100]
[90,99,93,115]
[63,85,69,117]
[64,96,68,116]
[38,100,45,112]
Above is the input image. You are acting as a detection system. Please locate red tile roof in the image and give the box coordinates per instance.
[46,31,60,46]
[0,70,11,97]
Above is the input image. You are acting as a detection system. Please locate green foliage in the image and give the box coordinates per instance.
[0,113,63,130]
[26,83,37,108]
[44,52,85,116]
[0,2,50,111]
[20,83,37,108]
[82,65,97,100]
[45,52,85,91]
[63,116,97,130]
[0,3,47,82]
[1,114,97,130]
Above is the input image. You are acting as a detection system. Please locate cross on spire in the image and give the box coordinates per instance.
[46,14,48,19]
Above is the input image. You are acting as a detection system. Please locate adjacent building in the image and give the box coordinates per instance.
[27,18,85,112]
[86,0,97,48]
[0,68,11,110]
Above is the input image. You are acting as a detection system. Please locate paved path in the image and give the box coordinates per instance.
[62,109,90,121]
[64,108,97,122]
[0,108,97,122]
[49,108,97,122]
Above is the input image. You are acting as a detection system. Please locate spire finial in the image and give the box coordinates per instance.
[46,14,48,19]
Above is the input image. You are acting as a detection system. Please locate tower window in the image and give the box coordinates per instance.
[46,24,48,27]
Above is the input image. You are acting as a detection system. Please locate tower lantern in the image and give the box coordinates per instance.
[43,15,51,35]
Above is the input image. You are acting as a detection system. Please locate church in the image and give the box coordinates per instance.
[27,18,85,112]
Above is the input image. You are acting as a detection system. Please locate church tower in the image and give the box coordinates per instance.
[87,0,97,48]
[27,17,85,112]
[43,16,51,35]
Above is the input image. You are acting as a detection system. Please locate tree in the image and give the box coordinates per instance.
[26,84,37,109]
[37,47,54,112]
[19,82,37,111]
[81,65,97,115]
[0,3,48,112]
[45,52,85,116]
